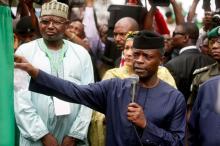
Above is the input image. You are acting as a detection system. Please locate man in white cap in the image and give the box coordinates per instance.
[14,1,93,146]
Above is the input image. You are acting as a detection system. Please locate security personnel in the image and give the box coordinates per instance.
[188,76,220,146]
[188,26,220,113]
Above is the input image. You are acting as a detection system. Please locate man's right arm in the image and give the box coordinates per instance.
[15,55,109,112]
[29,70,109,113]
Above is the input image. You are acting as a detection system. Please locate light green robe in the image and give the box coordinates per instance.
[14,39,94,146]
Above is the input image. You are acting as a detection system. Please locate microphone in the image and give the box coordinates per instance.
[130,74,139,103]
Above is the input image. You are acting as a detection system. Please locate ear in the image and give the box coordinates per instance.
[65,20,70,24]
[157,52,163,65]
[184,35,190,43]
[159,56,163,65]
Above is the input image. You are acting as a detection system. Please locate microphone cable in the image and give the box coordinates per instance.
[132,123,144,146]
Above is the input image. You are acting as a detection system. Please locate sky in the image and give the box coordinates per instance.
[109,0,217,21]
[11,0,217,24]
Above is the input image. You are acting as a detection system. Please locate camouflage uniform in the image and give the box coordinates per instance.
[188,62,220,107]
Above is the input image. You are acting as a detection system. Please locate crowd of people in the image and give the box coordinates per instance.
[1,0,220,145]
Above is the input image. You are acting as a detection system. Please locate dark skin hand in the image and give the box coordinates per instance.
[127,102,147,129]
[61,136,76,146]
[14,55,39,78]
[41,133,59,146]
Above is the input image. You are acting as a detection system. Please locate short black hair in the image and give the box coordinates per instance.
[15,16,35,35]
[182,22,199,44]
[165,11,173,18]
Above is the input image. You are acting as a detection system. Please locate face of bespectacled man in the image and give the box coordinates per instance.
[202,11,213,27]
[172,25,187,50]
[163,34,173,53]
[39,15,68,41]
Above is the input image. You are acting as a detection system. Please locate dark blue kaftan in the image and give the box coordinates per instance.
[188,76,220,146]
[29,70,186,146]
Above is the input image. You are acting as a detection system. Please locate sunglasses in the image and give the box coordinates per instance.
[39,18,66,27]
[172,32,186,37]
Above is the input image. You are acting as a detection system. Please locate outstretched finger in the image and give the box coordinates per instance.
[14,55,26,63]
[14,55,21,63]
[14,62,27,70]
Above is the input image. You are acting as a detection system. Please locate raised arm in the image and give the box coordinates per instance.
[170,0,185,25]
[187,0,200,22]
[143,6,157,31]
[82,0,105,56]
[33,70,109,113]
[15,55,108,113]
[144,5,170,35]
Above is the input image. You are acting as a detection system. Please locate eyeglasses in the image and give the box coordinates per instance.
[172,32,186,37]
[39,18,66,27]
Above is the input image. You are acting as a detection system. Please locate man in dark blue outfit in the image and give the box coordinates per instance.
[15,30,186,146]
[188,75,220,146]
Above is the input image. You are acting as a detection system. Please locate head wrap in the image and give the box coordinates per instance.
[133,30,164,49]
[125,31,139,41]
[41,0,69,19]
[208,26,220,39]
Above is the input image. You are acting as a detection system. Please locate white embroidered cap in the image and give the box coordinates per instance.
[41,0,69,19]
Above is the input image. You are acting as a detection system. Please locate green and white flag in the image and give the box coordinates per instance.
[0,5,15,146]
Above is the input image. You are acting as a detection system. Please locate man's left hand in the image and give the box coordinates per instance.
[61,136,76,146]
[127,103,147,129]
